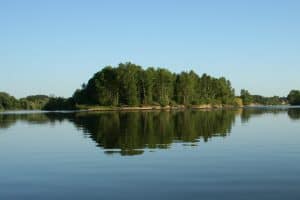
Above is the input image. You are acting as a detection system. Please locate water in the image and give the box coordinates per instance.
[0,107,300,200]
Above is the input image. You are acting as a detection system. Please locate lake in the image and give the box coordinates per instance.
[0,107,300,200]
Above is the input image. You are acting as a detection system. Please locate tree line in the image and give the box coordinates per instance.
[240,89,287,106]
[0,92,49,111]
[1,62,300,111]
[71,62,236,108]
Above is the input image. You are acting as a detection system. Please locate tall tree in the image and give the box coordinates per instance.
[153,68,175,106]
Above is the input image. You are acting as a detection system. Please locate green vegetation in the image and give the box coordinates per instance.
[19,95,50,110]
[251,95,285,105]
[240,89,253,105]
[287,90,300,105]
[0,93,49,111]
[43,97,74,111]
[1,62,298,111]
[240,89,286,106]
[71,62,236,108]
[0,92,19,110]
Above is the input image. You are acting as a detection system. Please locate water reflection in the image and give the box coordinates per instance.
[288,108,300,120]
[240,107,300,123]
[72,111,236,155]
[0,113,51,129]
[1,108,299,156]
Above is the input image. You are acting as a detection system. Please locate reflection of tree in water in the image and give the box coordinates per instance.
[241,107,291,123]
[72,110,236,156]
[7,108,300,156]
[0,110,237,155]
[288,108,300,120]
[0,113,52,129]
[1,108,299,155]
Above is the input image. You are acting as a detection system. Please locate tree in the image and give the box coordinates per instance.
[85,66,120,106]
[69,62,238,108]
[43,97,74,110]
[240,89,253,105]
[117,63,141,106]
[138,68,155,105]
[153,68,175,106]
[175,71,199,105]
[287,90,300,105]
[0,92,20,110]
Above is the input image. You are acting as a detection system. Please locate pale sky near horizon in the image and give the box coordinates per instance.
[1,0,300,98]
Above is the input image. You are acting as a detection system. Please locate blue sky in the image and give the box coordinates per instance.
[1,0,299,98]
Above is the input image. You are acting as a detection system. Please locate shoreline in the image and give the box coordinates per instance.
[1,104,295,114]
[75,104,240,112]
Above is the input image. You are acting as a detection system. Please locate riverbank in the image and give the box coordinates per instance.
[75,104,240,112]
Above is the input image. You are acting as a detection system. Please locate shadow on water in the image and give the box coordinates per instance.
[1,108,299,156]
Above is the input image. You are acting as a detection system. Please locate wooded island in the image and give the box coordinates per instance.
[0,62,298,111]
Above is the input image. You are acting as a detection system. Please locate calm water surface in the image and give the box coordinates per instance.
[0,108,300,200]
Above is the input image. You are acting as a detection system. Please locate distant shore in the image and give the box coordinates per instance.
[74,104,240,112]
[1,104,297,113]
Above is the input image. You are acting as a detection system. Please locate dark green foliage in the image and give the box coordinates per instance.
[117,63,140,106]
[139,68,155,105]
[86,66,120,106]
[76,62,236,107]
[152,68,175,106]
[43,97,75,111]
[0,92,20,110]
[287,90,300,105]
[175,71,197,105]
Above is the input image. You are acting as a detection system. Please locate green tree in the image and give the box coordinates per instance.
[287,90,300,105]
[85,66,119,106]
[0,92,20,110]
[117,63,141,106]
[153,68,175,106]
[138,68,155,105]
[240,89,253,105]
[175,71,199,105]
[70,62,239,108]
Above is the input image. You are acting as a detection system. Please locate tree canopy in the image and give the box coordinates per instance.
[287,90,300,105]
[0,93,50,111]
[0,92,19,110]
[72,62,236,107]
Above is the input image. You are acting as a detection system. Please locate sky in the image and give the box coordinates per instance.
[1,0,300,98]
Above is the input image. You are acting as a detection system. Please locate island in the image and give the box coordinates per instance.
[0,62,296,112]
